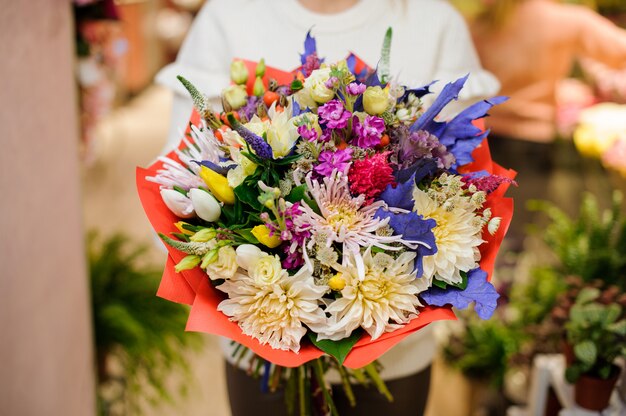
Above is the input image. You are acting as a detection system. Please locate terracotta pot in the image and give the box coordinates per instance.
[574,365,621,411]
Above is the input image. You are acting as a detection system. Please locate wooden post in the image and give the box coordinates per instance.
[0,1,96,415]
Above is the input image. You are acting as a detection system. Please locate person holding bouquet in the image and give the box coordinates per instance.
[154,0,500,414]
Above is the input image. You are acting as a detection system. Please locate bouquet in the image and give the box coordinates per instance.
[137,30,515,413]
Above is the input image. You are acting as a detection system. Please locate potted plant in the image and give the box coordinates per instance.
[89,232,202,415]
[564,287,626,411]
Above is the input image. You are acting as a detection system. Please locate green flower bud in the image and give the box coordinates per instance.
[190,228,217,243]
[175,255,201,272]
[255,58,266,78]
[230,60,248,85]
[200,249,219,269]
[253,76,265,97]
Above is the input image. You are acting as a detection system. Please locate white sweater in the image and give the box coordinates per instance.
[156,0,499,380]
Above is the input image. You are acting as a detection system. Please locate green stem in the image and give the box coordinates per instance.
[349,367,368,386]
[312,358,339,416]
[364,363,394,402]
[298,366,307,416]
[335,361,357,407]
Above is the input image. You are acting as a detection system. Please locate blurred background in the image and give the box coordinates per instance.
[2,0,626,415]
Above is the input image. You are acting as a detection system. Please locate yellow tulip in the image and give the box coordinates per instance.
[199,166,235,205]
[174,221,194,235]
[251,224,282,248]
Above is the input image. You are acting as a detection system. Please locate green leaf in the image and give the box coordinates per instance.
[173,185,188,195]
[565,365,582,383]
[235,229,260,244]
[307,330,362,365]
[432,279,448,290]
[574,340,597,366]
[608,320,626,335]
[273,153,303,166]
[290,79,303,92]
[234,182,262,210]
[457,272,469,290]
[286,185,307,204]
[576,287,600,305]
[171,232,191,242]
[241,150,265,166]
[431,273,468,291]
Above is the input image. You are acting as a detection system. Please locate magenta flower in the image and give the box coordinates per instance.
[352,115,385,148]
[297,125,319,142]
[318,99,351,129]
[346,82,366,96]
[314,148,354,176]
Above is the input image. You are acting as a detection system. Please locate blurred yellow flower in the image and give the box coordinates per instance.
[251,224,282,248]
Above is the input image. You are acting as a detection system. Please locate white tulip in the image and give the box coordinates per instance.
[160,189,194,218]
[235,244,265,271]
[189,188,221,222]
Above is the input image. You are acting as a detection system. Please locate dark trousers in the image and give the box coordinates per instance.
[225,362,431,416]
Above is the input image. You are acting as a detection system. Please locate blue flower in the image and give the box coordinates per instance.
[420,268,500,319]
[375,208,437,277]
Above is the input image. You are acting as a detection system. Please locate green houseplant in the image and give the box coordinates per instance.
[564,287,626,410]
[89,233,201,415]
[529,191,626,290]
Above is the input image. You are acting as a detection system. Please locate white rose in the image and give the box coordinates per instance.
[249,254,286,286]
[206,246,238,280]
[296,68,334,108]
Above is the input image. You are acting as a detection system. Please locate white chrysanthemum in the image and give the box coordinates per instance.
[317,249,422,341]
[413,181,484,285]
[295,171,412,279]
[217,267,328,352]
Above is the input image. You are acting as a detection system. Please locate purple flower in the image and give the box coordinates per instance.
[297,125,319,142]
[346,82,366,96]
[352,115,385,148]
[238,95,262,121]
[228,115,273,159]
[325,76,339,89]
[318,100,351,129]
[314,148,353,176]
[399,129,455,169]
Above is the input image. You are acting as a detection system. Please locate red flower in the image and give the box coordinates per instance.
[348,152,396,201]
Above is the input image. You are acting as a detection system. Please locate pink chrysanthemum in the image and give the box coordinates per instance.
[348,151,396,201]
